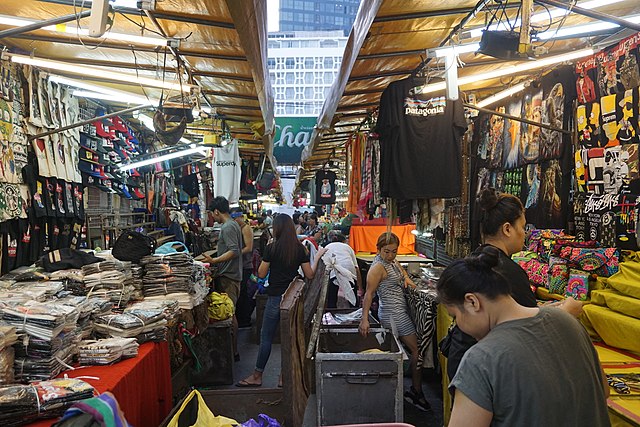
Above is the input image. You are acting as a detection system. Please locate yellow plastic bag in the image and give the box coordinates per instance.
[208,292,234,321]
[166,389,237,427]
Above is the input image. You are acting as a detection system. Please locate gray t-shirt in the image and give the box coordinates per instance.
[216,218,243,281]
[450,307,610,427]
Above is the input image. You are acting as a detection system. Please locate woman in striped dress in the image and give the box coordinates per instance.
[359,232,431,412]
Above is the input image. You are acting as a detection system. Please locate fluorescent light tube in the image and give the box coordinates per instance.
[421,48,594,94]
[435,43,481,58]
[119,146,207,171]
[537,15,640,40]
[467,0,629,38]
[477,82,528,108]
[72,90,153,105]
[0,14,166,46]
[10,54,190,92]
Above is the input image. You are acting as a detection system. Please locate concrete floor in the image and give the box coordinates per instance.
[201,310,445,427]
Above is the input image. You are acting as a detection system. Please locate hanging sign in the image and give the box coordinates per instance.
[273,117,317,164]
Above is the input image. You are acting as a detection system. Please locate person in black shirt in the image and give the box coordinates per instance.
[236,214,325,387]
[445,188,583,388]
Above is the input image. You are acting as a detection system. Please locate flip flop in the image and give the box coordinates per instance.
[235,379,262,388]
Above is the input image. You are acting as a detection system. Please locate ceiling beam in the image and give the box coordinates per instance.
[201,90,259,100]
[193,71,254,82]
[37,0,235,29]
[6,33,247,61]
[373,4,519,23]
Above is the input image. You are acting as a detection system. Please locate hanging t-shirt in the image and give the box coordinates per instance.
[212,139,241,203]
[314,170,337,205]
[377,77,467,199]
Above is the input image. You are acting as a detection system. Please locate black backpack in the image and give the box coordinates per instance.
[112,230,157,263]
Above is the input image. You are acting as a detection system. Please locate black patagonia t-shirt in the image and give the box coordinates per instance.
[377,77,468,199]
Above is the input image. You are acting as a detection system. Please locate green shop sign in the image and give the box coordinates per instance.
[273,117,317,164]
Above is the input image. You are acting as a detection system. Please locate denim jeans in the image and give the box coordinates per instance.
[256,294,282,372]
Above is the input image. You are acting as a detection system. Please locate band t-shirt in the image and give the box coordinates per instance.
[314,170,337,205]
[377,77,468,199]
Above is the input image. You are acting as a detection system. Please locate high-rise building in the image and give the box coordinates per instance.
[268,31,347,117]
[278,0,360,36]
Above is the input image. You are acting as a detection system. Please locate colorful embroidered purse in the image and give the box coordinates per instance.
[518,258,549,287]
[548,263,569,294]
[559,247,620,277]
[565,269,590,301]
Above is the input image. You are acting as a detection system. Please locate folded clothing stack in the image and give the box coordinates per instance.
[141,253,194,298]
[191,261,209,307]
[78,337,139,365]
[0,326,17,385]
[129,264,144,301]
[1,301,69,341]
[13,331,77,382]
[83,260,133,308]
[13,281,65,300]
[126,299,180,321]
[0,378,95,426]
[57,296,94,339]
[94,309,167,341]
[49,269,86,295]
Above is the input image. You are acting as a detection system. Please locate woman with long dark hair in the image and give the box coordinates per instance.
[236,214,325,387]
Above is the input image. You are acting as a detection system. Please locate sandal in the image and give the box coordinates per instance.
[404,387,432,412]
[235,379,262,387]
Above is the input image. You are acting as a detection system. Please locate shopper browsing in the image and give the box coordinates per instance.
[305,214,323,242]
[230,208,256,328]
[444,188,583,384]
[236,214,325,387]
[322,231,362,308]
[437,246,610,427]
[358,232,431,412]
[203,196,243,361]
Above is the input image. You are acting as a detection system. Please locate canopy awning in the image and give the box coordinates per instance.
[0,0,275,163]
[298,0,640,183]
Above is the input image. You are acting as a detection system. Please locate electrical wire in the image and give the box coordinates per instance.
[73,0,115,51]
[117,11,165,37]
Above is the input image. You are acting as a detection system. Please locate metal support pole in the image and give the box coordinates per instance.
[464,103,570,134]
[535,0,640,33]
[0,10,92,40]
[444,54,459,101]
[519,0,533,55]
[28,104,152,140]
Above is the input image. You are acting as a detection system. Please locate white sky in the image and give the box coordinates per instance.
[267,0,280,32]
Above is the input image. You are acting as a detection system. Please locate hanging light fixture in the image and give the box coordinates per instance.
[9,54,191,92]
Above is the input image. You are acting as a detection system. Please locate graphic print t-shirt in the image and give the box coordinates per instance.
[213,139,241,203]
[377,77,467,199]
[314,170,337,205]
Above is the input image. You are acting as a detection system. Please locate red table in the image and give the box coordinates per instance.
[27,341,172,427]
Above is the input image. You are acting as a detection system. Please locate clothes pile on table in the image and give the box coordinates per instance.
[94,308,167,342]
[0,378,95,426]
[129,264,145,301]
[82,260,134,308]
[141,253,197,309]
[1,301,80,382]
[0,326,17,385]
[78,337,139,365]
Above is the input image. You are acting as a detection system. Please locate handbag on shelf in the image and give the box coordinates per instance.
[112,230,157,263]
[518,258,549,287]
[559,246,619,277]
